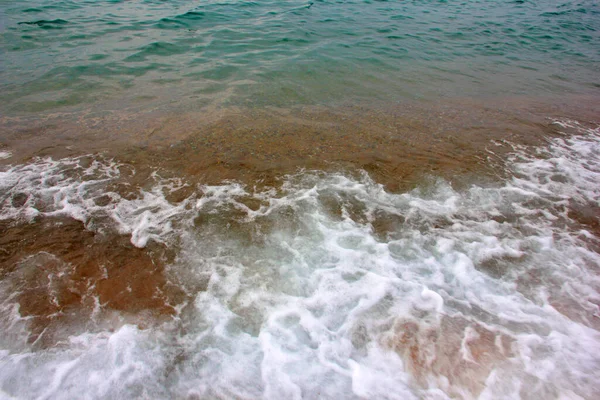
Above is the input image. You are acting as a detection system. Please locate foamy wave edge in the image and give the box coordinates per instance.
[0,119,599,399]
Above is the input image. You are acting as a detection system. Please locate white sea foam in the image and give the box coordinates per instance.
[0,120,599,399]
[0,156,194,248]
[0,151,11,160]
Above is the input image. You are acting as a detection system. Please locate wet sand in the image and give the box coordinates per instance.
[2,94,599,191]
[0,216,187,349]
[0,94,598,356]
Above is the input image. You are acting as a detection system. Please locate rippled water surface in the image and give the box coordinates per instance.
[1,0,599,112]
[1,1,600,399]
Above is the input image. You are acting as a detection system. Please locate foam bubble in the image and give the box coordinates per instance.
[0,156,194,248]
[0,120,599,398]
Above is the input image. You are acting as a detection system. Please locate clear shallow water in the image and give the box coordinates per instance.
[1,0,599,113]
[0,119,599,399]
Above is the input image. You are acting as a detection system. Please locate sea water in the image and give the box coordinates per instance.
[0,120,599,398]
[0,0,599,112]
[1,1,600,399]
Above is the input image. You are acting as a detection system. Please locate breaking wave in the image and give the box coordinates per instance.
[0,120,599,399]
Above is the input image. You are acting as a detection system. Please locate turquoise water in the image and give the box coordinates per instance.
[2,2,600,399]
[1,0,599,113]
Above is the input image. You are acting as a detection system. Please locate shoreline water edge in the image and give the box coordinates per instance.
[1,0,600,398]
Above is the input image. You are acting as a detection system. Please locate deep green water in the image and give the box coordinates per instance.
[1,0,599,113]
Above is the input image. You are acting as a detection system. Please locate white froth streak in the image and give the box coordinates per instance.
[0,157,194,248]
[0,120,598,398]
